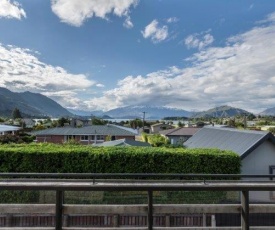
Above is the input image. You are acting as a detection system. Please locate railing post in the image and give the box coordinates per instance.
[56,190,64,230]
[241,190,249,230]
[6,214,12,227]
[165,214,170,227]
[113,214,119,227]
[148,190,153,230]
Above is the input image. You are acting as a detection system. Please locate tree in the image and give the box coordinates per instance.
[177,121,184,127]
[11,108,22,119]
[57,117,70,127]
[268,127,275,135]
[129,119,143,129]
[91,117,107,125]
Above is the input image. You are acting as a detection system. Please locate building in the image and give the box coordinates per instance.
[159,127,200,145]
[185,127,275,202]
[150,123,174,134]
[0,125,21,135]
[32,124,136,145]
[93,138,151,147]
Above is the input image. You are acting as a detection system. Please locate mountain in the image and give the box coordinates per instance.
[0,87,72,118]
[260,107,275,116]
[192,105,252,118]
[102,105,192,119]
[68,109,104,117]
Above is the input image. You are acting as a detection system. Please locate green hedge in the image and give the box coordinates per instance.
[0,144,241,204]
[0,143,241,174]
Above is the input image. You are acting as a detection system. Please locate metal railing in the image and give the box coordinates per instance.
[0,173,275,230]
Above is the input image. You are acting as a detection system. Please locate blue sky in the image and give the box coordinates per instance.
[1,0,275,113]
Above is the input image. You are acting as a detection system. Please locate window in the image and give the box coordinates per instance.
[81,135,89,141]
[97,135,105,140]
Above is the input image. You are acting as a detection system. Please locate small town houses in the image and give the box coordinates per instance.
[32,124,137,145]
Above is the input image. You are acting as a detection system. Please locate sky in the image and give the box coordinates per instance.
[1,0,275,114]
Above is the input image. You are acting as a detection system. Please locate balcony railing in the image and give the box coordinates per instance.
[0,173,274,230]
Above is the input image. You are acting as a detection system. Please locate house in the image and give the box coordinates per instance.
[0,125,21,135]
[70,118,91,127]
[159,127,200,145]
[32,124,136,145]
[185,127,275,202]
[93,139,151,147]
[150,123,174,134]
[22,118,36,128]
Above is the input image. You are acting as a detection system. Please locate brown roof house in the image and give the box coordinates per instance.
[32,124,137,145]
[150,123,174,134]
[160,127,200,145]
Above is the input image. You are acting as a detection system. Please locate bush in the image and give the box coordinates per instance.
[0,144,241,174]
[0,144,241,204]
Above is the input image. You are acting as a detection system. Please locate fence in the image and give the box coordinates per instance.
[0,173,275,230]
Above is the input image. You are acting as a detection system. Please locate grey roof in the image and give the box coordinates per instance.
[0,125,21,132]
[32,124,135,136]
[184,127,275,159]
[93,139,151,147]
[160,127,200,136]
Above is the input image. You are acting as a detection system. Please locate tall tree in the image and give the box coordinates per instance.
[11,108,22,119]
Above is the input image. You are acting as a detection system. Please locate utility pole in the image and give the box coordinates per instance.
[142,111,146,132]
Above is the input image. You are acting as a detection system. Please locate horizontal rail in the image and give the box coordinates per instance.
[1,204,275,215]
[0,227,275,230]
[0,173,274,179]
[0,181,275,191]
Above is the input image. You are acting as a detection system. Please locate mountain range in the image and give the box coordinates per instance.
[0,87,72,117]
[1,87,275,119]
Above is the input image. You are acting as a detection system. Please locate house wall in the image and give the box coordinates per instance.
[151,125,173,134]
[169,136,191,145]
[36,135,64,144]
[242,140,275,202]
[37,135,135,144]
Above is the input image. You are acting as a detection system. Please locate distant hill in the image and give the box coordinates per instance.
[192,105,253,118]
[102,105,192,119]
[0,87,72,118]
[260,107,275,116]
[68,109,104,117]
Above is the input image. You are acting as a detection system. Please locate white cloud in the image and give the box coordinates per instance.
[166,17,179,23]
[0,44,96,110]
[0,0,26,19]
[96,83,105,88]
[141,20,169,43]
[86,12,275,113]
[123,16,133,29]
[185,31,214,50]
[51,0,138,27]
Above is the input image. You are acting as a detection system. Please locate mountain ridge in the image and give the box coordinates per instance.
[0,87,72,118]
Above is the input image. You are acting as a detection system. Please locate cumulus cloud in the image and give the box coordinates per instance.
[141,20,169,43]
[0,44,96,110]
[51,0,138,27]
[86,12,275,113]
[0,0,26,19]
[185,31,214,50]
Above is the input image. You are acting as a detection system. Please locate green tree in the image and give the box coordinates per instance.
[129,119,143,129]
[268,127,275,135]
[11,108,22,119]
[147,134,169,147]
[57,117,70,127]
[177,121,184,127]
[91,117,107,125]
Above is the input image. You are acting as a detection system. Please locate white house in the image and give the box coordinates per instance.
[185,127,275,202]
[0,125,21,135]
